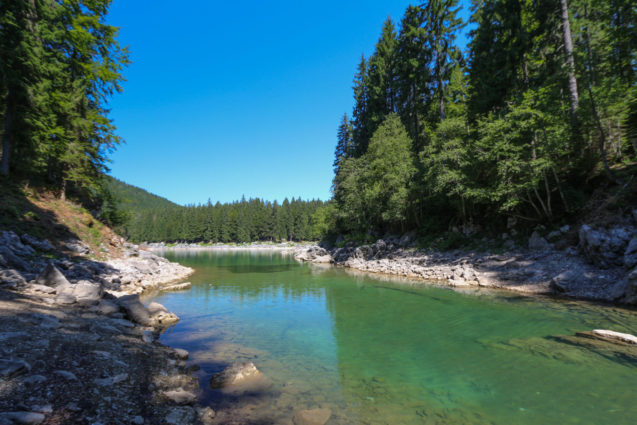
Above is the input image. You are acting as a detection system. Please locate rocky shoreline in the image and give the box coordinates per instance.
[0,230,217,425]
[293,222,637,305]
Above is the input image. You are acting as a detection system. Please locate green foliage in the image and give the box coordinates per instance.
[330,0,634,240]
[334,114,415,233]
[0,0,129,206]
[107,178,327,243]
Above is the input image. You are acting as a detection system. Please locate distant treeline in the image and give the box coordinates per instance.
[106,177,330,243]
[124,198,330,244]
[330,0,637,238]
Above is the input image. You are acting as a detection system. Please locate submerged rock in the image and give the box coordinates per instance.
[210,362,271,393]
[294,408,332,425]
[162,282,192,291]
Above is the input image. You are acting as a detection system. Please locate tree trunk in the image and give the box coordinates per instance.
[60,178,67,201]
[1,106,11,176]
[560,0,579,116]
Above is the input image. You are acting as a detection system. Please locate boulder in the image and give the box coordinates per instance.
[59,280,102,303]
[579,224,634,268]
[0,246,30,271]
[528,231,550,251]
[35,264,70,288]
[162,389,197,405]
[92,300,120,315]
[0,269,27,288]
[117,294,152,326]
[294,408,332,425]
[624,237,637,269]
[209,362,271,393]
[54,293,76,305]
[196,407,215,425]
[64,240,90,254]
[20,234,54,252]
[173,348,189,360]
[146,301,179,327]
[0,231,34,257]
[550,269,581,293]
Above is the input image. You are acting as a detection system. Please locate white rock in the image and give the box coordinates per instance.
[592,329,637,345]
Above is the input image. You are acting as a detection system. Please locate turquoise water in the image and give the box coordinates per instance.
[152,250,637,425]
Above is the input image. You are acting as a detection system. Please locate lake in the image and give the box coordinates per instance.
[151,250,637,425]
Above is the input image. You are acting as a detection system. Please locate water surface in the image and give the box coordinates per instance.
[152,250,637,425]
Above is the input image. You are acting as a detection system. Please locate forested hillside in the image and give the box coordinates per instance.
[0,0,128,224]
[106,178,330,243]
[330,0,637,239]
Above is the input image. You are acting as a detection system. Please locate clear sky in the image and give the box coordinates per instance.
[106,0,471,206]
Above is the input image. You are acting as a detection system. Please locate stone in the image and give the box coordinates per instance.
[624,237,637,269]
[210,362,271,393]
[0,412,45,425]
[28,284,56,294]
[94,373,128,386]
[35,264,70,287]
[142,331,154,343]
[146,302,168,316]
[162,282,192,291]
[0,246,30,271]
[162,389,197,405]
[591,329,637,345]
[173,348,189,360]
[196,407,215,425]
[550,270,581,293]
[92,300,120,315]
[22,375,46,386]
[165,407,196,425]
[21,234,54,252]
[0,359,31,378]
[294,408,332,425]
[54,370,77,380]
[560,225,570,233]
[547,230,561,240]
[528,231,550,251]
[60,280,102,303]
[54,293,76,305]
[117,294,152,326]
[0,269,27,288]
[131,416,144,425]
[64,240,90,254]
[579,224,634,268]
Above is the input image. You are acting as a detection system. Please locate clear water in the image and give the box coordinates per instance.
[151,250,637,425]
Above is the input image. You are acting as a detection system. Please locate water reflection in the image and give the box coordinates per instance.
[153,251,637,425]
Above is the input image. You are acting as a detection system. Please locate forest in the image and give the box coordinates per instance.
[107,177,329,243]
[329,0,637,239]
[2,0,636,245]
[0,0,128,225]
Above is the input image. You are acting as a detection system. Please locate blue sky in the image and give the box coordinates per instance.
[107,0,472,205]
